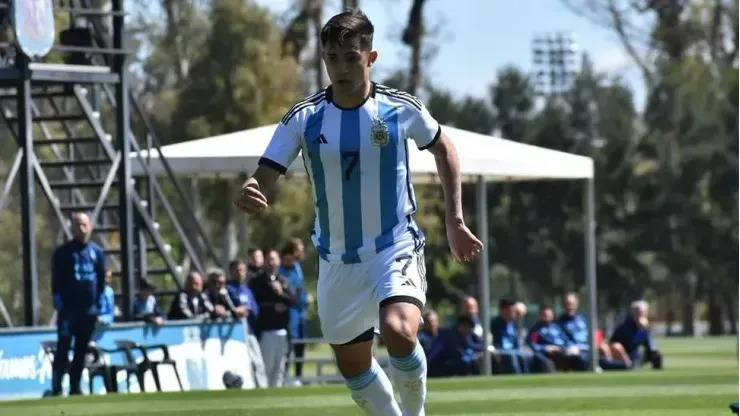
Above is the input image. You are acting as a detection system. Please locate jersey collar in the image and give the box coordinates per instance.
[326,82,376,110]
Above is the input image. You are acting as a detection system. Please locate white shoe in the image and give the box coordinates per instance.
[290,379,303,387]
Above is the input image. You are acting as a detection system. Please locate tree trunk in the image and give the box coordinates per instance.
[342,0,359,10]
[402,0,426,95]
[707,288,724,335]
[311,1,325,90]
[680,273,696,336]
[723,291,737,335]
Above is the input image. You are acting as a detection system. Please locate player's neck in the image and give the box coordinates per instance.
[330,81,373,110]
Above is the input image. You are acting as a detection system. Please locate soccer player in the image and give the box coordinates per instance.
[234,10,482,416]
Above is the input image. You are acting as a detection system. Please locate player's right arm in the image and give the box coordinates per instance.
[235,116,302,213]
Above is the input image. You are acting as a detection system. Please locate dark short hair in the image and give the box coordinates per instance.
[320,9,374,50]
[540,304,554,312]
[229,259,244,270]
[280,243,295,257]
[498,299,514,310]
[247,248,262,256]
[456,314,475,327]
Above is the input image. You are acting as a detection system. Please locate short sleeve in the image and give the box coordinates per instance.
[406,103,442,150]
[258,119,301,175]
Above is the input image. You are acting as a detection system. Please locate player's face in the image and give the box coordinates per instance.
[323,38,377,95]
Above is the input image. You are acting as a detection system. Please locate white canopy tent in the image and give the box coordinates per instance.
[132,124,598,373]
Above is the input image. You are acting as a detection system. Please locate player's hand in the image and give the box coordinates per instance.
[234,181,268,214]
[445,219,484,262]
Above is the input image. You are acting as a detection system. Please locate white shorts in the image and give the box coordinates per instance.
[317,239,427,345]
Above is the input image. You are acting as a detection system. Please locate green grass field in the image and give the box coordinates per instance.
[1,337,736,415]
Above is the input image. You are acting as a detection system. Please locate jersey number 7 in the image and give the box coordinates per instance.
[342,152,359,180]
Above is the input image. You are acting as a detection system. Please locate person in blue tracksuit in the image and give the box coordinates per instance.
[132,278,165,325]
[51,212,107,396]
[97,269,115,325]
[527,305,587,372]
[557,293,628,370]
[417,310,440,353]
[490,299,532,374]
[427,314,483,378]
[280,238,309,384]
[609,300,663,369]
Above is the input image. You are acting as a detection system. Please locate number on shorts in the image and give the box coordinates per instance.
[342,152,359,180]
[396,255,413,277]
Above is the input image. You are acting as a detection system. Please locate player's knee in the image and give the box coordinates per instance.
[379,301,421,355]
[332,336,374,379]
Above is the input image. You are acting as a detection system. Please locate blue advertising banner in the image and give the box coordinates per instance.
[0,320,254,400]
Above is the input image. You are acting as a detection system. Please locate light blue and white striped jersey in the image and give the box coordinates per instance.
[259,83,441,264]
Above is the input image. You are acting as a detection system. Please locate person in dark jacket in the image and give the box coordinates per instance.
[609,300,663,369]
[527,305,587,371]
[50,212,107,396]
[417,310,440,353]
[490,299,533,374]
[168,271,216,320]
[426,314,483,378]
[249,249,298,387]
[205,268,240,319]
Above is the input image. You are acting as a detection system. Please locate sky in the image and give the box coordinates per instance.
[256,0,651,110]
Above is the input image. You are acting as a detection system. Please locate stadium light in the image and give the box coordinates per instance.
[532,32,578,96]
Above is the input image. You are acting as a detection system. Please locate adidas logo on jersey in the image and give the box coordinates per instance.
[401,279,416,288]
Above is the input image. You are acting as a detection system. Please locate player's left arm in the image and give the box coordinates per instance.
[407,105,463,225]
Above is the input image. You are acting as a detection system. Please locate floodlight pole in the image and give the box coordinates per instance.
[476,175,492,375]
[584,178,598,371]
[533,32,601,372]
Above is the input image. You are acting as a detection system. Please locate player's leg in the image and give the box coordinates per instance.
[374,241,429,416]
[318,261,401,416]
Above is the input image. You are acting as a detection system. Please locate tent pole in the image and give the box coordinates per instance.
[584,177,599,371]
[476,175,492,375]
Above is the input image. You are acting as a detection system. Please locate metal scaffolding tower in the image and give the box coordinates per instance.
[0,0,218,326]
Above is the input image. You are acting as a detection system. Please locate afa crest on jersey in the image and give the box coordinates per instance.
[13,0,55,59]
[370,117,390,147]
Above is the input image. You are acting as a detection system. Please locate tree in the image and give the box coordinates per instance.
[171,0,301,264]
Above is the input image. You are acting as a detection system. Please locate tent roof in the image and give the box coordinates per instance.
[133,124,593,182]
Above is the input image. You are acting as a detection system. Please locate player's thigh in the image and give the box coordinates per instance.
[373,241,427,342]
[317,260,376,345]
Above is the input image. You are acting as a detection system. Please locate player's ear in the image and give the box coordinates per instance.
[368,50,378,67]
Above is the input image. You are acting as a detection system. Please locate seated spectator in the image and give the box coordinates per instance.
[205,268,240,320]
[226,260,259,326]
[427,314,483,378]
[490,299,532,374]
[608,300,663,370]
[556,293,628,371]
[460,296,484,338]
[97,269,115,325]
[418,310,440,353]
[168,271,215,320]
[249,249,298,387]
[527,305,587,372]
[132,278,165,325]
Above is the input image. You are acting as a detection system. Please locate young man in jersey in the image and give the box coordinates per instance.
[234,10,482,416]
